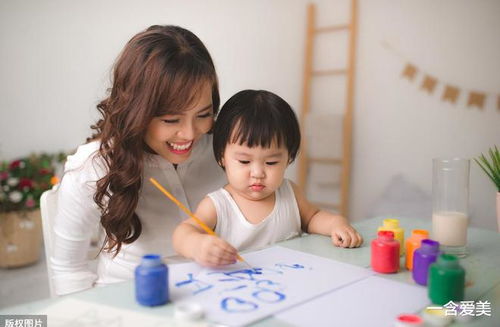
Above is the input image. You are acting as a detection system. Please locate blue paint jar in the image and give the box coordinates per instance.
[135,254,169,306]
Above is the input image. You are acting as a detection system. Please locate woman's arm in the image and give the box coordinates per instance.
[51,164,101,295]
[172,196,237,267]
[290,181,363,248]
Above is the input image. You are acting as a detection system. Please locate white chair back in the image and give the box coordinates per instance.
[40,186,59,297]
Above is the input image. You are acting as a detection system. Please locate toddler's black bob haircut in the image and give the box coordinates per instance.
[213,89,301,167]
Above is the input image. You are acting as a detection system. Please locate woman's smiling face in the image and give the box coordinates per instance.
[144,83,214,164]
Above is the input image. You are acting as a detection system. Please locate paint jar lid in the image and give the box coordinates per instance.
[378,230,395,240]
[422,307,454,326]
[141,254,162,267]
[436,254,460,268]
[394,314,424,326]
[174,302,205,321]
[383,218,400,228]
[411,229,429,238]
[420,239,440,252]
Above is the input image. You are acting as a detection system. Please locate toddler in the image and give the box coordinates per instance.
[172,90,363,267]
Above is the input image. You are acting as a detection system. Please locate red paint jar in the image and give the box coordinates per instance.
[371,230,400,273]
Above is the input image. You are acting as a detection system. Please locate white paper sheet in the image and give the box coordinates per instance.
[36,298,205,327]
[169,246,374,326]
[275,276,430,327]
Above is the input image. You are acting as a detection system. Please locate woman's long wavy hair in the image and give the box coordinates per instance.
[88,25,220,256]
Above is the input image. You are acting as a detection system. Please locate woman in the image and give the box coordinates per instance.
[51,25,226,295]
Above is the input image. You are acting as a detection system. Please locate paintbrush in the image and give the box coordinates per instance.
[149,177,255,271]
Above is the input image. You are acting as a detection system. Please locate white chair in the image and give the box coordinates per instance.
[40,185,59,297]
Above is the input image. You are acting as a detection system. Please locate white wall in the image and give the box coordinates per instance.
[1,0,499,229]
[0,0,309,157]
[352,0,500,229]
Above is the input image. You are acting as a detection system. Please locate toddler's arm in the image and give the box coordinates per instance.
[291,182,363,248]
[172,196,238,267]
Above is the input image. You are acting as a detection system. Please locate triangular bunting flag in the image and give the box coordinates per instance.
[396,60,497,111]
[401,63,418,81]
[467,92,486,109]
[421,75,437,94]
[442,85,460,104]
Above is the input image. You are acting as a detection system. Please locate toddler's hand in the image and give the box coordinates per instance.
[193,234,238,267]
[330,222,363,248]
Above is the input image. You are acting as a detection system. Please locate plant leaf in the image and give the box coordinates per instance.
[475,146,500,191]
[486,149,500,183]
[491,145,500,171]
[475,157,496,184]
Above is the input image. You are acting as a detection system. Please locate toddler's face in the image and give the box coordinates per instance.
[222,140,289,201]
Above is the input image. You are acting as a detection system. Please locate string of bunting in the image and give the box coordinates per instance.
[383,41,499,112]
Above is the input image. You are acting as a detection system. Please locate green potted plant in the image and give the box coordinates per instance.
[474,146,500,233]
[0,152,65,267]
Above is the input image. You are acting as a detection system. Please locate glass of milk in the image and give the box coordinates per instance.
[432,158,470,257]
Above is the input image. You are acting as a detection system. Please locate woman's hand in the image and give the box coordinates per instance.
[192,234,238,267]
[330,222,363,248]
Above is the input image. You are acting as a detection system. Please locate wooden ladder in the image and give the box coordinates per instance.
[297,0,357,217]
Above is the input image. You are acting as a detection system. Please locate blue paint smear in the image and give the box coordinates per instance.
[255,279,283,291]
[175,262,308,307]
[221,297,258,313]
[209,268,264,282]
[275,263,305,270]
[222,285,248,293]
[252,289,286,303]
[175,273,213,295]
[258,267,285,275]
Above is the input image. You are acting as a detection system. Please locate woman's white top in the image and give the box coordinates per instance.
[51,134,226,295]
[209,179,302,251]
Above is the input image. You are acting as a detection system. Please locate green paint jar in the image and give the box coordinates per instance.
[428,254,465,305]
